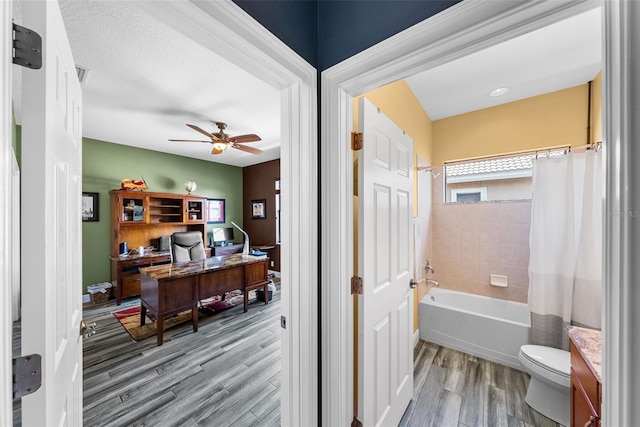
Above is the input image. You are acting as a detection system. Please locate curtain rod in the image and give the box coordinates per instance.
[441,141,602,166]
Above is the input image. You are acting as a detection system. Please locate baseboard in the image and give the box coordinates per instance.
[413,329,420,348]
[269,270,281,278]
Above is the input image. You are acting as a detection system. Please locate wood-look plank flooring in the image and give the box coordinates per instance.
[14,289,561,427]
[14,287,282,427]
[401,340,561,427]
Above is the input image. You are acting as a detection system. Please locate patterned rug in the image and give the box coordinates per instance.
[112,294,243,342]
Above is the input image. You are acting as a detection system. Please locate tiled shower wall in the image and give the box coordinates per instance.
[430,167,532,303]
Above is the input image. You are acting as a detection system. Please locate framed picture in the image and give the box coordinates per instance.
[251,199,266,219]
[82,192,99,222]
[207,198,225,224]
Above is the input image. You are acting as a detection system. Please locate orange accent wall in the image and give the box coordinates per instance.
[432,84,591,164]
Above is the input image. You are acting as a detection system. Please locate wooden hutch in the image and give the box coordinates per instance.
[109,190,209,304]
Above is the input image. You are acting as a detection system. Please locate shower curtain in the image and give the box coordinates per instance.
[528,150,602,350]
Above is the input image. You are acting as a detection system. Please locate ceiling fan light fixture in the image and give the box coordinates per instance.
[212,141,229,151]
[489,87,509,97]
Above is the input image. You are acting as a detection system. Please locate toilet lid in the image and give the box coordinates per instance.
[520,345,570,378]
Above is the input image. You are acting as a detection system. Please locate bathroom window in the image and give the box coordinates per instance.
[451,187,487,202]
[444,149,566,203]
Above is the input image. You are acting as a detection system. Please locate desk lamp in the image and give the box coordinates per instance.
[230,221,250,255]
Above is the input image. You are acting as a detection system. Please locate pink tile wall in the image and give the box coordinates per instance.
[430,168,531,303]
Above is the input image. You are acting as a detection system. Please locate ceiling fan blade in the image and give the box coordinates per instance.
[186,124,215,138]
[211,146,225,155]
[229,134,261,143]
[169,139,211,143]
[232,143,262,155]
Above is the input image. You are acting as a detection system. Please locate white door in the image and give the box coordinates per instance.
[20,1,83,425]
[357,97,414,426]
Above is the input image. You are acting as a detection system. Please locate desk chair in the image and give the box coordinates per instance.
[170,231,207,263]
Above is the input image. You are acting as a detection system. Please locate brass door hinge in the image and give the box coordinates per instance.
[351,416,363,427]
[351,276,363,295]
[351,132,363,151]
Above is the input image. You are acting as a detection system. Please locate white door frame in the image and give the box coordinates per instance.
[602,1,640,425]
[135,4,318,423]
[321,0,635,425]
[1,1,14,425]
[1,1,317,425]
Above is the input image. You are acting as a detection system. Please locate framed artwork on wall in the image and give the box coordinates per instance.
[251,199,266,219]
[207,198,225,223]
[82,192,99,222]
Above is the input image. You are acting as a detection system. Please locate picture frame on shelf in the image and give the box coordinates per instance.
[251,199,266,219]
[207,198,225,224]
[82,192,99,222]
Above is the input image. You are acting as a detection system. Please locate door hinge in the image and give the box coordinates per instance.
[13,354,42,399]
[12,23,42,70]
[351,275,363,295]
[351,132,363,151]
[351,416,363,427]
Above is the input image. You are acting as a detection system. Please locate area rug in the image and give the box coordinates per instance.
[113,295,243,342]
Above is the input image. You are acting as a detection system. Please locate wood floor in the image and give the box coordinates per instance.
[14,288,282,427]
[13,289,560,427]
[400,341,561,427]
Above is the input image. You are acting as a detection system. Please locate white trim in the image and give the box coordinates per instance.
[602,1,639,424]
[11,148,20,321]
[143,4,318,424]
[413,330,420,348]
[321,0,603,424]
[1,1,13,424]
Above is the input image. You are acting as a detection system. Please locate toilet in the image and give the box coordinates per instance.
[518,345,571,426]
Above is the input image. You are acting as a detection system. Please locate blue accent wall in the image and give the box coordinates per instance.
[318,0,461,70]
[233,1,319,68]
[232,0,461,70]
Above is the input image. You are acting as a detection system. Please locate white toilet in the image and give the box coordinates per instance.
[518,345,571,426]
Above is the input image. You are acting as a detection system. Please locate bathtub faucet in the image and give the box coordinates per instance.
[426,279,439,287]
[425,260,434,273]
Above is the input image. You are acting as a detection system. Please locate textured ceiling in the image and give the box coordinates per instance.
[12,2,602,166]
[13,0,281,168]
[406,7,602,120]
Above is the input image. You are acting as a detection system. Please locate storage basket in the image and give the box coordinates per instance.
[88,283,112,304]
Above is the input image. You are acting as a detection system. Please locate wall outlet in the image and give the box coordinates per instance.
[270,260,274,267]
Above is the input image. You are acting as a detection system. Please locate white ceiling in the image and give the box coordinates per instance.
[406,7,602,120]
[12,3,601,167]
[12,0,281,168]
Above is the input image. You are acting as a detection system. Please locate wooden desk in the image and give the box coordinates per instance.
[110,252,172,305]
[139,254,269,345]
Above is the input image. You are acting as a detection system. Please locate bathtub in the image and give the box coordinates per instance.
[418,287,531,369]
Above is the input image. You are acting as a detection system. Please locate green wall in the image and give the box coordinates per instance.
[82,138,243,292]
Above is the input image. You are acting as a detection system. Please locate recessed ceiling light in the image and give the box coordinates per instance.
[489,87,509,97]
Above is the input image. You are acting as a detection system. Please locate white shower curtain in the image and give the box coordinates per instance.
[528,150,602,350]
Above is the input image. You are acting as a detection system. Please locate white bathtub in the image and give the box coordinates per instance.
[419,287,531,369]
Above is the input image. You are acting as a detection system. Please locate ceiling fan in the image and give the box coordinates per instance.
[169,122,262,155]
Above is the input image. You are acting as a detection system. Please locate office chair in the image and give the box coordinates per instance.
[170,231,207,263]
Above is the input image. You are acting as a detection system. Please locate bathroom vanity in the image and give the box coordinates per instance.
[568,327,602,427]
